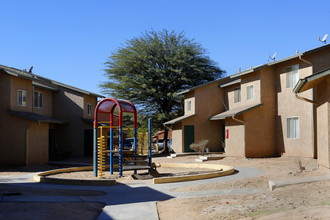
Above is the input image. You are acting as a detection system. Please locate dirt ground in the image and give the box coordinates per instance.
[155,156,330,220]
[0,155,329,219]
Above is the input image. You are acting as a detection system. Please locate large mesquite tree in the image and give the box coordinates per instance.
[100,30,224,153]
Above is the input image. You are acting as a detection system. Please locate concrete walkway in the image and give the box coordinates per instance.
[2,165,329,219]
[0,166,265,220]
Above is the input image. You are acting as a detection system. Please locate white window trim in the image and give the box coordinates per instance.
[286,64,299,88]
[286,116,300,139]
[34,91,43,108]
[234,87,241,103]
[87,103,92,115]
[247,85,254,100]
[17,89,27,106]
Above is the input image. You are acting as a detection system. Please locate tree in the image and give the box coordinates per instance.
[100,29,225,153]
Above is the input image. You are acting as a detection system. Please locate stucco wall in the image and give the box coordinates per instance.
[225,117,245,157]
[0,72,25,165]
[27,122,49,165]
[230,72,261,108]
[0,115,28,165]
[83,94,97,119]
[170,80,227,153]
[276,59,314,157]
[171,123,182,153]
[307,48,330,73]
[53,88,96,156]
[10,76,33,112]
[194,82,225,152]
[245,68,277,157]
[53,88,84,156]
[33,87,53,117]
[316,77,330,169]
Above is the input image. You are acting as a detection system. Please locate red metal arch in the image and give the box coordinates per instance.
[94,98,137,128]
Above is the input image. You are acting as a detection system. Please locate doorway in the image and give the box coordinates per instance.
[84,129,93,156]
[184,125,194,152]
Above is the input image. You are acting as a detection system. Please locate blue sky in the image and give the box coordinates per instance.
[1,0,329,95]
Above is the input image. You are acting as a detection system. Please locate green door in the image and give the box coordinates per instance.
[184,125,195,152]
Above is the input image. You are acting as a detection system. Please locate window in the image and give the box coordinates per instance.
[234,87,241,103]
[247,85,254,100]
[34,91,42,108]
[187,100,192,111]
[18,90,27,106]
[287,117,299,139]
[87,103,92,115]
[286,64,299,88]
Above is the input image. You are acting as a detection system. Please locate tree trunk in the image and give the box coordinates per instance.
[163,127,169,154]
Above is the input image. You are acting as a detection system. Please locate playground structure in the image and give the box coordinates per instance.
[93,98,152,177]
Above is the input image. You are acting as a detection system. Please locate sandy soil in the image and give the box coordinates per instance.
[46,166,216,184]
[156,156,330,220]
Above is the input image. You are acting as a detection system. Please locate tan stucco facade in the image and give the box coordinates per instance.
[33,88,53,117]
[0,66,101,166]
[168,79,229,153]
[275,60,315,157]
[225,117,245,157]
[171,123,183,153]
[84,94,97,119]
[27,122,49,166]
[316,77,330,169]
[166,45,330,169]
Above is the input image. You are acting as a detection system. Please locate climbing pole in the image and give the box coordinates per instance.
[97,133,106,178]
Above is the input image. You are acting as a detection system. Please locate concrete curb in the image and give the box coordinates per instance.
[268,174,330,191]
[34,166,116,186]
[153,163,234,184]
[34,163,234,186]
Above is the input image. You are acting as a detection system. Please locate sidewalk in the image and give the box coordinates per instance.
[0,166,265,220]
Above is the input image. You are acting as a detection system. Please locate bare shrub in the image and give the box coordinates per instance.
[298,160,305,173]
[190,139,209,155]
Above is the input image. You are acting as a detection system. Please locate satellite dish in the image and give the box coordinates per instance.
[318,34,328,44]
[322,34,328,42]
[268,52,277,62]
[272,52,277,60]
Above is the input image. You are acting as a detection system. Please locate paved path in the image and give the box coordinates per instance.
[0,166,265,220]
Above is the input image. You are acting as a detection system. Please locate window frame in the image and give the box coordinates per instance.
[17,90,27,106]
[234,87,241,103]
[87,103,92,115]
[34,91,43,108]
[286,64,299,88]
[247,85,254,100]
[286,116,300,139]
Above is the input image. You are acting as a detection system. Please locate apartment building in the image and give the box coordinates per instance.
[0,65,104,166]
[164,76,232,152]
[165,44,330,169]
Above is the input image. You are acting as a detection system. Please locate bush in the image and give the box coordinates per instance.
[189,139,209,155]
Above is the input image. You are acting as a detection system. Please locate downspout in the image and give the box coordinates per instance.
[232,115,244,124]
[26,121,40,166]
[297,55,317,159]
[295,93,316,105]
[296,55,316,105]
[231,115,246,157]
[32,86,34,113]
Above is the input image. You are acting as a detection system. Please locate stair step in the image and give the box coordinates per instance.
[123,155,149,158]
[124,160,148,163]
[123,165,151,171]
